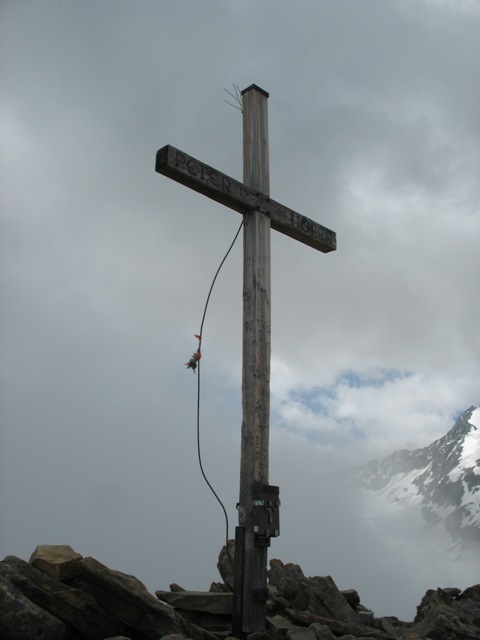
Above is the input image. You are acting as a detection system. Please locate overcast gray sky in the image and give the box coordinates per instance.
[1,0,479,621]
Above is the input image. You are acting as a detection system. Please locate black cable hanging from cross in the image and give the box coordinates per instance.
[185,220,243,578]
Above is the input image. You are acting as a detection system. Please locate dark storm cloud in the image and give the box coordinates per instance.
[1,0,478,619]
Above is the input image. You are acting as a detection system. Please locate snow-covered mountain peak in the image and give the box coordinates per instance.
[353,405,480,547]
[451,406,480,480]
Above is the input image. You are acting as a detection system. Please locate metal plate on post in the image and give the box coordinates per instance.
[252,484,280,542]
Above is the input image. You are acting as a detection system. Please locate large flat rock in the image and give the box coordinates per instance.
[156,590,233,614]
[69,556,218,640]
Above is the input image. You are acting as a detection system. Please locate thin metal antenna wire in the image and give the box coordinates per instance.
[224,84,243,112]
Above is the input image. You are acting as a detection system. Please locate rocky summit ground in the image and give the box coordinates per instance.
[1,543,480,640]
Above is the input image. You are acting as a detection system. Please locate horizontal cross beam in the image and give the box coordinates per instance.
[155,145,336,253]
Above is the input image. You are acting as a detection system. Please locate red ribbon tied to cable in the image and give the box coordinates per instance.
[185,334,202,373]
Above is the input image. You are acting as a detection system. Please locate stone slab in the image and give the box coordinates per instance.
[156,590,233,614]
[29,545,83,581]
[0,574,67,640]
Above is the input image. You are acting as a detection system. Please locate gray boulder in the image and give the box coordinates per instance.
[0,555,128,638]
[69,555,217,640]
[217,539,235,591]
[268,559,358,624]
[409,584,480,640]
[29,544,83,581]
[0,574,67,640]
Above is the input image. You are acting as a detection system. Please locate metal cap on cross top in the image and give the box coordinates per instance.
[155,84,336,636]
[241,84,270,98]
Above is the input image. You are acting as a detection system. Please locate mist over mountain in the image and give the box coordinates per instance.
[352,405,480,551]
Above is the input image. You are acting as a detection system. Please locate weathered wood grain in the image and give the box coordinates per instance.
[238,84,271,634]
[155,145,336,253]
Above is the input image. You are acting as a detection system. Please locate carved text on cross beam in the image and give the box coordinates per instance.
[156,145,336,254]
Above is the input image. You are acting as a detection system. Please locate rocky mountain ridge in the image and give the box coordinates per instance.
[2,544,480,640]
[352,405,480,547]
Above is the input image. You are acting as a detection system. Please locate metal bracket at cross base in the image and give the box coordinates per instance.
[232,483,280,637]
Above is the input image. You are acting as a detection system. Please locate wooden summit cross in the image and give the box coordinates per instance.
[155,85,336,635]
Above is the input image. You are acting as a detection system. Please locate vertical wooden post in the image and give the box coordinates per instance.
[233,84,271,635]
